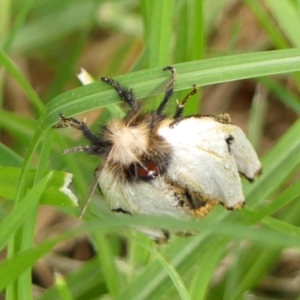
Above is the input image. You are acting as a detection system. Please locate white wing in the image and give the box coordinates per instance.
[225,124,262,180]
[98,168,190,242]
[98,166,188,218]
[158,116,260,209]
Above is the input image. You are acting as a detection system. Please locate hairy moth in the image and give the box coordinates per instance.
[55,66,262,242]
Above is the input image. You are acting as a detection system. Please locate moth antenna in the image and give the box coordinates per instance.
[79,171,101,219]
[55,114,102,145]
[101,77,140,112]
[173,85,198,118]
[156,66,176,114]
[63,145,97,154]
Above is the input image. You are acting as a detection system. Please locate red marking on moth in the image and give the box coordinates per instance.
[136,161,160,179]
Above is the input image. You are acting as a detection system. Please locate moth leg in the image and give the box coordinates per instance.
[55,113,101,145]
[101,77,139,111]
[156,66,177,114]
[173,85,198,118]
[111,208,131,214]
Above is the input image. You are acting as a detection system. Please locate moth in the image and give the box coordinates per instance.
[55,66,262,242]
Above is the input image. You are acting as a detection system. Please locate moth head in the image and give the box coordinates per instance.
[103,114,172,181]
[105,118,149,165]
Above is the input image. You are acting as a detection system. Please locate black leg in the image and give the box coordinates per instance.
[173,85,198,118]
[55,114,101,145]
[101,77,139,111]
[156,66,176,114]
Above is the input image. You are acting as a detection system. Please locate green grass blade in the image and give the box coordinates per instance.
[189,241,226,300]
[92,232,124,298]
[245,118,300,205]
[187,0,204,61]
[0,47,44,115]
[256,181,300,219]
[247,83,268,151]
[54,272,73,300]
[145,1,173,68]
[0,110,35,142]
[141,243,191,300]
[245,0,289,49]
[6,128,51,298]
[38,257,105,300]
[0,167,78,206]
[174,0,204,115]
[1,234,65,293]
[258,76,300,113]
[264,0,300,48]
[142,0,174,110]
[43,49,300,130]
[34,130,55,184]
[229,245,280,300]
[11,1,96,53]
[1,0,35,52]
[2,214,300,295]
[0,172,52,251]
[204,0,233,36]
[0,143,23,166]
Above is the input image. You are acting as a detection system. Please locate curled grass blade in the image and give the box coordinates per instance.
[43,49,300,130]
[0,167,77,206]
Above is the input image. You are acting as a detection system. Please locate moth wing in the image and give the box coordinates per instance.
[98,167,188,218]
[158,117,245,209]
[225,124,262,181]
[98,168,189,242]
